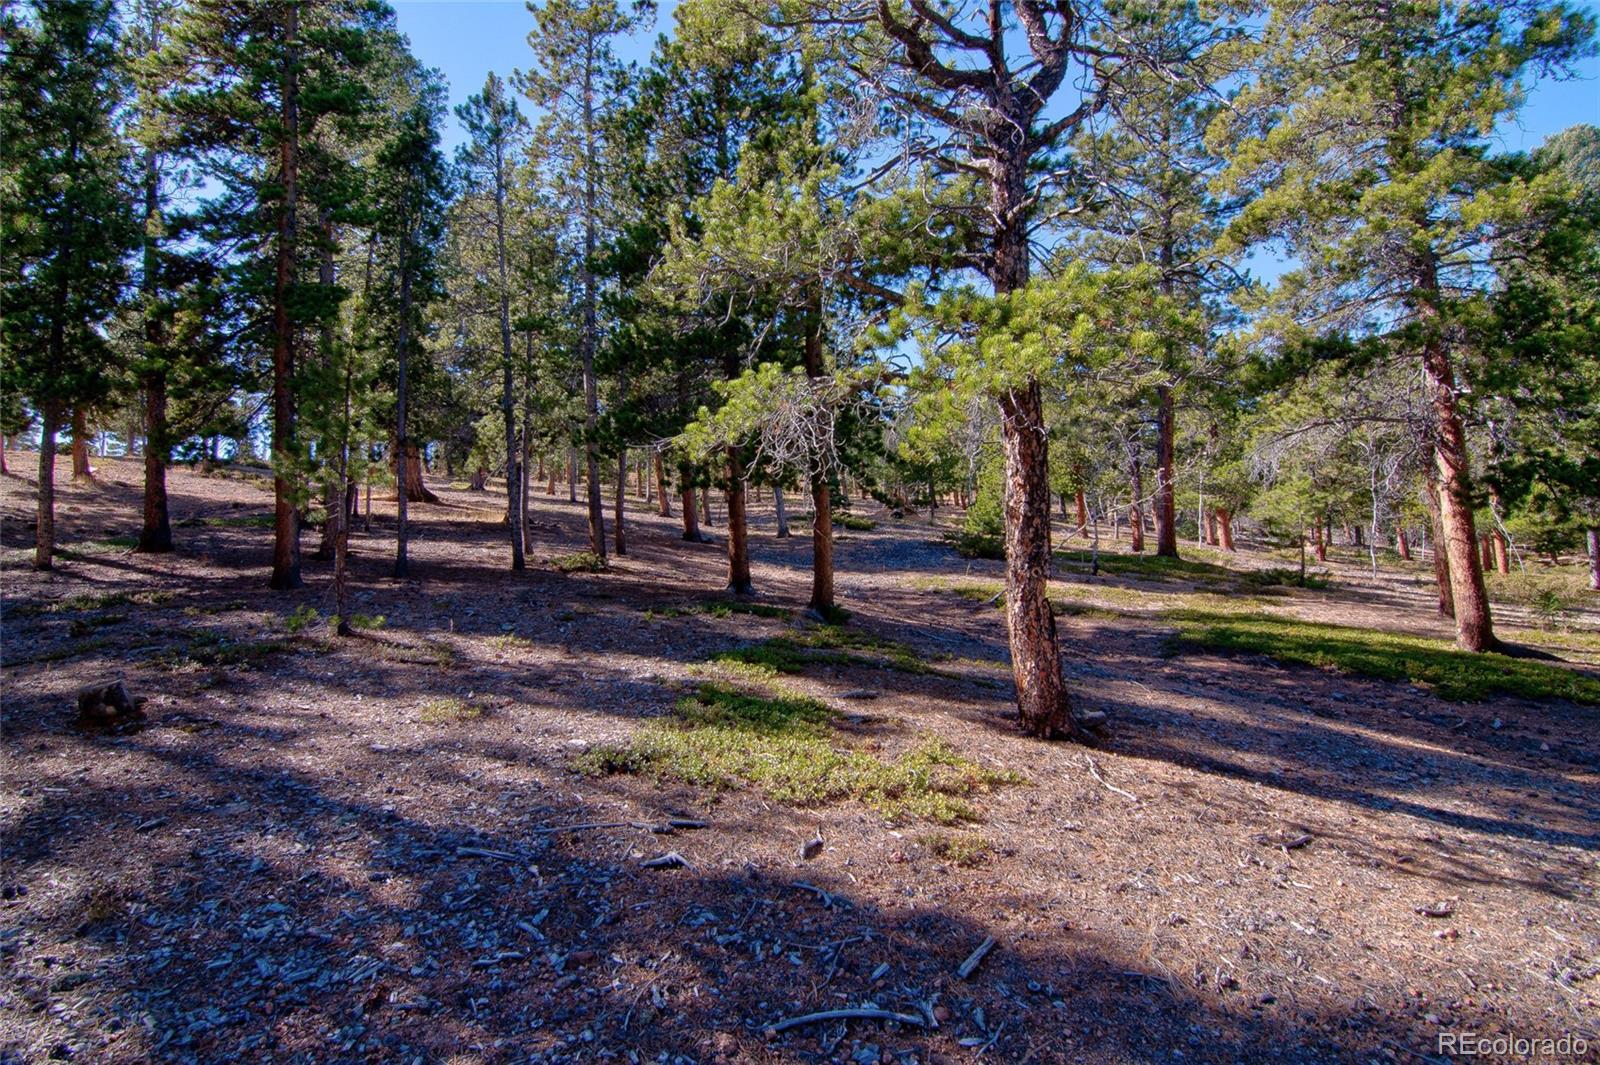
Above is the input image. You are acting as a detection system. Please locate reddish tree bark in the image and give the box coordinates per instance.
[1216,509,1235,552]
[1417,264,1494,649]
[1074,490,1087,539]
[396,444,440,504]
[1424,479,1455,619]
[1396,527,1411,561]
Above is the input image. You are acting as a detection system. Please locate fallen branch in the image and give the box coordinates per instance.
[766,1007,928,1034]
[1085,755,1137,802]
[957,935,997,979]
[792,881,838,908]
[456,846,518,862]
[641,851,691,869]
[527,818,707,836]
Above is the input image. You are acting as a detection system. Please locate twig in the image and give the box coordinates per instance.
[792,881,838,908]
[1085,755,1138,802]
[766,1007,927,1034]
[455,846,518,861]
[957,935,997,979]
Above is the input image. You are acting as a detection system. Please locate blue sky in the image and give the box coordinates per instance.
[393,0,1598,155]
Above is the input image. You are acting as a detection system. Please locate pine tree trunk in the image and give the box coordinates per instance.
[35,402,60,570]
[802,295,833,615]
[1128,448,1145,554]
[654,451,671,517]
[1,437,8,475]
[492,140,524,572]
[137,373,173,553]
[71,407,93,481]
[136,137,172,552]
[725,449,752,594]
[1396,527,1411,561]
[578,35,606,561]
[567,447,577,501]
[1313,522,1327,563]
[1217,508,1235,552]
[396,443,438,503]
[1000,379,1072,738]
[614,448,627,556]
[268,3,303,591]
[1424,478,1454,619]
[774,485,789,537]
[680,472,701,541]
[701,483,713,527]
[1074,490,1087,539]
[1588,528,1600,592]
[1154,385,1178,558]
[1417,261,1493,648]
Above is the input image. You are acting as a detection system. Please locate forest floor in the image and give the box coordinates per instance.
[2,453,1598,1065]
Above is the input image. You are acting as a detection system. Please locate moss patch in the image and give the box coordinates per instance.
[1167,611,1600,704]
[577,683,1021,824]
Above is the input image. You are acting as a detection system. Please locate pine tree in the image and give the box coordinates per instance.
[0,0,137,571]
[164,0,390,589]
[456,73,531,570]
[519,0,646,562]
[1211,0,1594,650]
[370,70,451,579]
[830,0,1212,737]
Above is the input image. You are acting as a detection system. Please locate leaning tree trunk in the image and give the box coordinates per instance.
[1154,385,1178,558]
[1417,262,1493,649]
[1423,476,1454,619]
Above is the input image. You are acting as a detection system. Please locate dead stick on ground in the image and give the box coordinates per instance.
[767,1008,927,1034]
[957,935,997,979]
[526,819,706,836]
[1085,754,1138,802]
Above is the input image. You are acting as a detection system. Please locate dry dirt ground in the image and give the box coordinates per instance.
[2,454,1597,1065]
